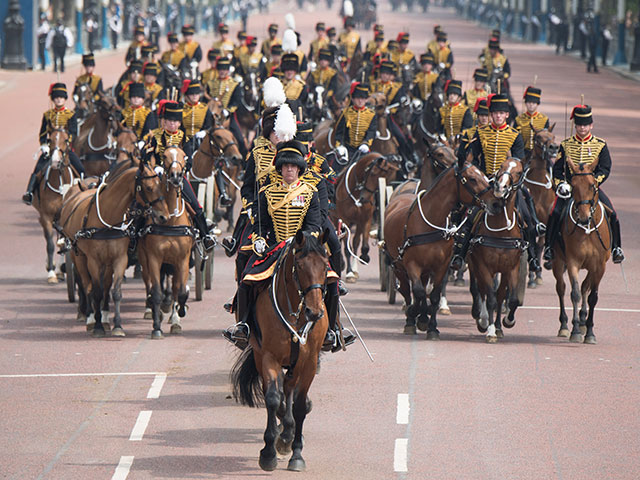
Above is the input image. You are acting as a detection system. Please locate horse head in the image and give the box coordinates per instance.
[454,156,502,215]
[208,97,224,124]
[368,92,387,116]
[427,142,456,173]
[163,146,186,188]
[49,128,69,170]
[74,83,95,118]
[291,230,329,324]
[533,127,559,170]
[135,162,170,225]
[115,128,140,162]
[207,125,242,166]
[567,159,599,226]
[493,157,524,200]
[95,92,121,129]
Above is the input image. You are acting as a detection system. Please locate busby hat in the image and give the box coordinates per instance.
[350,82,369,99]
[316,22,326,31]
[374,23,384,33]
[318,48,333,62]
[488,93,510,112]
[491,29,501,38]
[397,32,410,43]
[218,23,229,34]
[207,48,219,61]
[274,140,308,173]
[271,44,283,56]
[570,105,593,125]
[387,40,399,51]
[237,30,247,40]
[268,23,278,33]
[488,37,500,49]
[433,24,442,34]
[162,101,183,121]
[182,24,195,35]
[49,82,67,99]
[281,53,299,72]
[380,60,396,75]
[129,82,145,99]
[374,32,384,41]
[143,62,159,76]
[82,53,95,67]
[182,80,202,96]
[167,31,179,43]
[474,97,489,116]
[473,68,488,82]
[524,86,542,104]
[436,31,447,42]
[246,35,258,47]
[420,52,435,65]
[134,25,145,36]
[129,60,143,72]
[295,121,314,143]
[216,57,231,70]
[327,27,337,38]
[141,44,155,57]
[444,79,462,96]
[344,16,355,28]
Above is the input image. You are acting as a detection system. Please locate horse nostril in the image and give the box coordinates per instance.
[158,214,168,224]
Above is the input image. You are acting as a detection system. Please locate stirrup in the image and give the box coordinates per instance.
[22,192,33,205]
[222,322,250,349]
[450,254,464,271]
[612,247,625,264]
[535,222,547,236]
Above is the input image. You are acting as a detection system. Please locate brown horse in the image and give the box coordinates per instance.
[74,92,121,176]
[114,128,141,164]
[31,128,77,283]
[57,162,169,337]
[231,230,330,472]
[551,158,610,344]
[383,156,501,339]
[74,82,97,122]
[468,158,525,342]
[138,146,195,338]
[330,153,399,283]
[311,119,336,158]
[418,140,456,190]
[191,124,243,230]
[369,92,401,159]
[524,128,559,287]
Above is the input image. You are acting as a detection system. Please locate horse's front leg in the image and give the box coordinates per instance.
[553,259,569,337]
[276,385,295,457]
[259,360,282,472]
[503,265,520,330]
[407,268,427,332]
[86,256,105,338]
[567,265,583,343]
[359,213,372,264]
[110,254,128,337]
[146,254,164,339]
[584,269,604,345]
[100,265,113,332]
[427,267,449,341]
[170,256,191,334]
[40,217,58,284]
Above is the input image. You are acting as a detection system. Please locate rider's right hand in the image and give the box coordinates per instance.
[40,144,50,156]
[556,182,571,198]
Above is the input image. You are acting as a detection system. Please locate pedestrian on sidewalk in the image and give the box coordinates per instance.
[586,14,599,73]
[108,7,122,50]
[37,14,50,71]
[46,19,73,73]
[600,21,612,66]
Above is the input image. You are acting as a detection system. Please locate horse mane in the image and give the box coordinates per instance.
[294,231,327,258]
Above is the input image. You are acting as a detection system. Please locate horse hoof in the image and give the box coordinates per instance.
[569,333,583,343]
[287,457,306,472]
[503,318,516,329]
[416,318,428,332]
[151,330,164,340]
[486,335,498,343]
[306,398,313,414]
[47,276,59,284]
[276,438,292,456]
[438,307,451,316]
[426,330,440,341]
[91,328,106,338]
[477,317,489,332]
[454,279,465,287]
[111,327,126,337]
[345,276,357,284]
[170,323,183,334]
[558,328,570,338]
[584,335,597,345]
[77,313,86,323]
[535,276,543,285]
[579,325,587,336]
[403,325,417,335]
[527,280,537,289]
[496,329,504,338]
[143,308,153,319]
[259,454,278,472]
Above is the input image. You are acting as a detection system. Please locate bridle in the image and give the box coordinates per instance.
[345,155,396,207]
[568,171,603,233]
[453,162,492,211]
[164,146,185,188]
[135,167,165,216]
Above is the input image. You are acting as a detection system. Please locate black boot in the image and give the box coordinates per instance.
[216,169,232,207]
[610,217,625,264]
[322,284,355,352]
[22,173,38,205]
[194,212,216,252]
[222,283,250,349]
[451,210,474,270]
[222,212,248,257]
[543,203,561,269]
[524,188,546,235]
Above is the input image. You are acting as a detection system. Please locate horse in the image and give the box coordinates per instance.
[468,158,525,342]
[418,139,456,190]
[74,92,121,176]
[369,92,401,160]
[551,158,610,344]
[190,124,243,231]
[330,153,400,283]
[138,146,195,338]
[411,74,446,172]
[383,156,501,339]
[74,83,97,124]
[231,230,330,472]
[113,127,141,164]
[31,128,77,283]
[524,128,559,287]
[57,162,169,337]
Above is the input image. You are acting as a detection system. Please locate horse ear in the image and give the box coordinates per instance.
[549,122,556,133]
[295,229,305,247]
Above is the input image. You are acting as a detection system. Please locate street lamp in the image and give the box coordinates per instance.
[1,0,28,70]
[101,0,109,49]
[75,0,83,54]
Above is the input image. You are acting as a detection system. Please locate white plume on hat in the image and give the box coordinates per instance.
[274,103,297,142]
[344,0,354,17]
[285,13,296,30]
[282,29,297,53]
[262,77,286,108]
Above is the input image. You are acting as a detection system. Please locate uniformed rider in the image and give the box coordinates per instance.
[514,86,550,159]
[334,82,377,166]
[436,79,473,141]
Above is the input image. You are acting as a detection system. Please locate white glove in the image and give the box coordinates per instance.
[253,237,266,255]
[439,62,446,70]
[556,182,571,198]
[154,166,164,176]
[40,144,50,155]
[137,141,145,150]
[195,130,207,140]
[246,207,252,220]
[336,145,348,159]
[222,109,230,118]
[358,144,370,154]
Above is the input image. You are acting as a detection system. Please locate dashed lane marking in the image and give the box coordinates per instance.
[129,411,152,441]
[111,456,134,480]
[396,394,409,425]
[450,305,640,313]
[394,438,408,472]
[0,372,163,378]
[147,373,167,399]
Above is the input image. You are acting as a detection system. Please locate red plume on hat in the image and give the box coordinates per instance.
[523,86,533,99]
[396,32,405,42]
[349,81,360,96]
[570,104,586,120]
[245,35,255,46]
[48,83,55,96]
[444,79,451,93]
[486,93,496,108]
[157,99,170,116]
[181,79,191,94]
[474,97,487,113]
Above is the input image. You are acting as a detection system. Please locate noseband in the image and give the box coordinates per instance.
[454,162,491,209]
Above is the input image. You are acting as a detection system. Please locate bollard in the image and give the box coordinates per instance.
[1,0,28,70]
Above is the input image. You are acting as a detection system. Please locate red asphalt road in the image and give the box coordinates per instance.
[1,1,639,479]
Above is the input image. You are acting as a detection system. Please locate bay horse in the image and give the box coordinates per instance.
[57,162,169,337]
[524,128,559,287]
[383,156,501,339]
[231,230,330,472]
[468,158,525,342]
[369,92,401,160]
[74,92,121,177]
[330,153,400,283]
[114,127,141,164]
[551,158,610,344]
[74,82,97,123]
[138,146,195,338]
[190,124,243,231]
[31,128,77,283]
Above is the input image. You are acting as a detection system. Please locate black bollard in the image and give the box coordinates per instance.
[1,0,28,70]
[631,21,640,71]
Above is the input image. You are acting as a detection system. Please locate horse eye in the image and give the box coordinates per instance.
[146,186,152,192]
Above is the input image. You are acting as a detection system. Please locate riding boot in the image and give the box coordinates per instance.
[69,151,86,176]
[451,208,475,270]
[610,216,625,264]
[222,212,248,257]
[216,169,232,207]
[523,187,546,235]
[22,173,39,205]
[525,227,541,273]
[543,204,560,269]
[322,283,355,352]
[223,283,251,349]
[194,211,216,252]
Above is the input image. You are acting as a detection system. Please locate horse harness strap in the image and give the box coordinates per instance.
[470,235,527,250]
[138,224,197,238]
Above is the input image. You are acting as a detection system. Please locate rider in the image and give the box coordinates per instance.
[143,100,216,252]
[426,24,444,59]
[392,32,417,75]
[543,105,624,266]
[180,80,214,163]
[412,52,438,101]
[261,43,283,81]
[161,32,187,70]
[308,22,329,63]
[436,79,473,141]
[483,37,511,91]
[120,82,156,139]
[23,83,85,205]
[237,36,265,79]
[201,48,220,94]
[115,60,143,109]
[334,82,377,165]
[260,23,280,58]
[281,53,308,116]
[178,24,202,63]
[125,25,148,65]
[432,31,453,74]
[306,48,339,109]
[463,68,491,114]
[73,53,103,101]
[338,16,361,64]
[514,86,550,159]
[365,24,386,59]
[212,23,234,59]
[457,97,490,159]
[142,63,164,107]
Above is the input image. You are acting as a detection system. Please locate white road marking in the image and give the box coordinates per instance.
[129,411,152,441]
[394,438,408,472]
[112,456,134,480]
[487,355,494,359]
[14,353,21,357]
[0,372,163,379]
[396,394,410,425]
[545,357,551,360]
[75,353,82,355]
[147,373,167,399]
[518,306,640,313]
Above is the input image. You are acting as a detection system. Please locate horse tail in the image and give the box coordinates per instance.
[230,346,264,408]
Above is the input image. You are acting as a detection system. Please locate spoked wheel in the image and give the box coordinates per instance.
[377,177,388,292]
[379,251,388,292]
[516,253,527,306]
[387,266,397,304]
[65,251,75,303]
[194,249,204,301]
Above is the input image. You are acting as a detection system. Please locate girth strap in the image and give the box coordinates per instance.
[470,235,527,250]
[138,224,197,238]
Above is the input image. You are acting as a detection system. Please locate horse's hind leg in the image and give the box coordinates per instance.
[287,362,316,472]
[396,269,416,334]
[503,267,520,330]
[426,269,448,340]
[87,260,105,338]
[579,275,590,336]
[567,266,583,343]
[276,387,294,456]
[553,261,570,337]
[110,255,128,337]
[170,259,190,334]
[41,217,57,283]
[584,270,604,345]
[100,265,113,332]
[259,363,282,471]
[484,274,499,343]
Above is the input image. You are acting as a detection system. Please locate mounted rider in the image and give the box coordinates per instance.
[180,80,214,167]
[436,79,473,141]
[143,100,216,252]
[212,23,234,59]
[463,68,491,115]
[543,105,624,266]
[178,24,202,63]
[431,31,453,74]
[458,97,490,156]
[365,24,387,60]
[280,53,308,116]
[141,62,164,107]
[120,82,156,139]
[412,52,438,101]
[23,83,85,205]
[73,53,103,101]
[201,48,221,94]
[125,25,148,65]
[260,23,280,58]
[391,32,417,78]
[115,60,143,109]
[333,82,377,167]
[237,36,265,79]
[261,43,283,82]
[483,38,511,94]
[307,48,339,113]
[338,16,362,65]
[161,32,188,70]
[514,86,550,159]
[308,22,329,63]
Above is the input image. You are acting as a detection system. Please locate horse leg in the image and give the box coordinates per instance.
[579,274,590,336]
[494,274,509,339]
[100,265,113,332]
[469,271,482,321]
[138,246,153,320]
[567,266,583,343]
[88,262,105,338]
[359,218,371,264]
[259,359,282,472]
[583,271,603,344]
[41,217,58,284]
[553,261,570,337]
[276,386,295,456]
[147,256,164,339]
[343,236,356,283]
[484,276,499,343]
[287,359,316,472]
[110,255,128,337]
[396,269,416,334]
[503,267,520,329]
[438,274,451,315]
[426,271,447,340]
[473,264,492,334]
[408,273,428,332]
